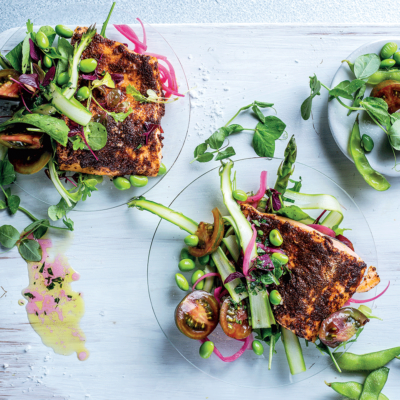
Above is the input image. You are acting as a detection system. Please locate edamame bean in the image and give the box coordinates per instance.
[180,248,195,262]
[380,59,396,69]
[380,42,398,59]
[57,71,70,86]
[209,258,215,268]
[233,189,248,202]
[43,55,52,68]
[394,51,400,64]
[113,177,131,190]
[257,230,264,236]
[199,341,214,359]
[269,290,282,305]
[178,258,195,272]
[359,367,389,400]
[271,252,289,265]
[158,163,167,175]
[36,31,49,50]
[326,381,389,400]
[361,134,374,152]
[79,58,98,73]
[129,175,148,187]
[76,86,90,101]
[252,340,264,356]
[192,270,205,289]
[349,117,390,191]
[184,234,199,247]
[55,25,74,38]
[175,273,189,291]
[198,254,210,266]
[269,229,283,246]
[333,347,400,371]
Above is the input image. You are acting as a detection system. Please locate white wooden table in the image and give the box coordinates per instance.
[1,24,400,399]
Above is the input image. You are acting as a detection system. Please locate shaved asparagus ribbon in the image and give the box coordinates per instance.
[192,272,221,291]
[243,224,257,278]
[238,171,267,207]
[344,281,390,307]
[200,335,253,362]
[307,224,335,237]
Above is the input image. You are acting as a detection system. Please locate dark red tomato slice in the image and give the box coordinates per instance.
[8,147,51,175]
[219,297,252,339]
[175,290,219,340]
[0,69,20,100]
[336,234,354,251]
[371,79,400,113]
[319,307,369,348]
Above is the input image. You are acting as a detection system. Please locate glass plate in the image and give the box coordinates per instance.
[147,157,378,388]
[0,4,190,211]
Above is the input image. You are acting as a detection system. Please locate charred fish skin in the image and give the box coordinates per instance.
[240,204,367,342]
[56,28,165,177]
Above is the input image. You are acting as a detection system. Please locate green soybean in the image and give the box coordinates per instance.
[175,273,189,291]
[271,252,288,265]
[360,367,389,400]
[233,189,248,202]
[252,340,264,356]
[57,71,70,86]
[269,229,283,246]
[180,248,195,262]
[198,254,210,266]
[269,290,282,305]
[380,42,398,59]
[191,270,205,289]
[326,381,389,400]
[349,116,390,191]
[178,259,195,272]
[394,51,400,64]
[129,175,148,187]
[55,25,74,38]
[199,341,214,359]
[36,31,49,50]
[184,235,199,247]
[209,258,215,268]
[334,346,400,371]
[43,55,52,68]
[158,163,167,175]
[361,134,374,152]
[113,177,131,190]
[79,58,98,73]
[76,86,90,101]
[380,59,396,68]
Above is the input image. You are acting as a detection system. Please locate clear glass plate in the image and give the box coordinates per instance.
[0,5,190,211]
[147,157,378,388]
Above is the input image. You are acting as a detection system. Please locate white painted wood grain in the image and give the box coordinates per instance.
[1,24,400,399]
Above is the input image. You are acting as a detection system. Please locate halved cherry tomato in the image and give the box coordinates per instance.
[188,207,225,258]
[0,133,43,150]
[371,79,400,113]
[335,234,354,251]
[219,297,252,339]
[8,147,51,175]
[0,69,20,100]
[319,307,369,348]
[175,290,219,340]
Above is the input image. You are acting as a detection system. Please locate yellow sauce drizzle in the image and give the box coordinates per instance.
[22,238,89,361]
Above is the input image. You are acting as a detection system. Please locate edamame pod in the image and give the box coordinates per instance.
[333,346,400,371]
[349,116,390,191]
[326,381,389,400]
[359,367,389,400]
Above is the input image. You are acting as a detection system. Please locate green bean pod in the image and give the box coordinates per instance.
[348,116,390,191]
[368,68,400,85]
[334,346,400,371]
[326,381,389,400]
[360,367,390,400]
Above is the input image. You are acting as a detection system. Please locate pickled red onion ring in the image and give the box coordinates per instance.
[243,225,257,278]
[238,171,267,204]
[192,273,221,291]
[200,335,253,362]
[344,281,390,307]
[307,224,335,237]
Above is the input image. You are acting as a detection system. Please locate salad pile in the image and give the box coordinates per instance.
[130,137,389,373]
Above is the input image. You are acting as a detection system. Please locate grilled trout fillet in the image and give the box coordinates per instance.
[56,28,165,176]
[240,204,367,342]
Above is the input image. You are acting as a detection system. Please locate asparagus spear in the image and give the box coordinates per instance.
[274,135,297,196]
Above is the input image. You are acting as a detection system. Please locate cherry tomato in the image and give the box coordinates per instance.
[371,79,400,113]
[175,290,219,340]
[219,297,252,339]
[336,234,355,251]
[319,307,369,348]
